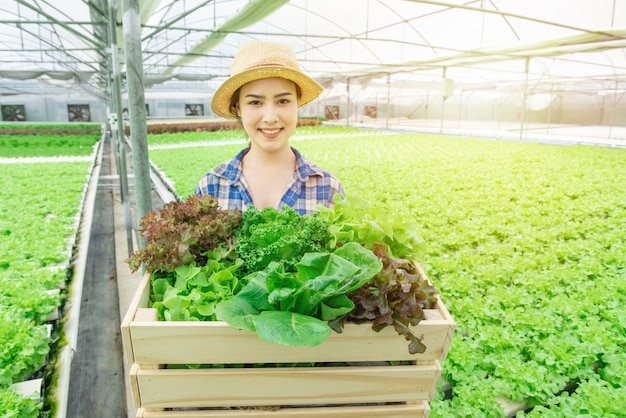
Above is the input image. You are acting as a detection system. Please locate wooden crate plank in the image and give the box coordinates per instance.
[133,364,440,409]
[129,364,142,409]
[415,263,456,361]
[137,401,429,417]
[130,316,451,365]
[121,273,152,364]
[135,308,159,322]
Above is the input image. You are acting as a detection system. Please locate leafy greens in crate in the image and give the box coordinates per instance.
[127,194,439,353]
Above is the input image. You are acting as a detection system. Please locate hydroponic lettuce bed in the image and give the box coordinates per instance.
[0,123,100,417]
[122,117,320,136]
[146,125,626,417]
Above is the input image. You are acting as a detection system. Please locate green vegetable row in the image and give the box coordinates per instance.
[0,123,100,132]
[0,133,99,158]
[0,142,96,416]
[145,125,381,147]
[148,127,626,417]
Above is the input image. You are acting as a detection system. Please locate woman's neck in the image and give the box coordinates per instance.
[244,145,295,168]
[241,145,297,210]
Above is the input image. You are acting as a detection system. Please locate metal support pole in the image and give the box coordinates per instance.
[109,1,134,255]
[440,67,447,133]
[546,83,553,133]
[458,90,463,129]
[122,0,152,249]
[608,80,623,139]
[109,4,129,204]
[346,78,350,127]
[386,73,390,130]
[425,91,429,127]
[520,57,530,140]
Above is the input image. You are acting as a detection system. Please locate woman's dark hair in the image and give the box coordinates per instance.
[228,87,241,117]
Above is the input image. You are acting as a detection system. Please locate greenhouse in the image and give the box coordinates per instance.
[1,0,625,417]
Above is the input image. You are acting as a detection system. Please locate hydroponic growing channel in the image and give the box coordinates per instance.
[0,124,100,417]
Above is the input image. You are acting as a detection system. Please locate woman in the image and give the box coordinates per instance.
[194,40,344,215]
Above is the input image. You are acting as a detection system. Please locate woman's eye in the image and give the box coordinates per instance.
[278,98,291,105]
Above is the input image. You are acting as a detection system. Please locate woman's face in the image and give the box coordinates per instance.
[237,77,299,153]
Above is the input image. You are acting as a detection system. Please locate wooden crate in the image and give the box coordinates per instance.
[121,264,455,418]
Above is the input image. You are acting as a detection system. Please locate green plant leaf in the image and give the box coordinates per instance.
[319,294,354,320]
[215,297,261,331]
[252,311,332,346]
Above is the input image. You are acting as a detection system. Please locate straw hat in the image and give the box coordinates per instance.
[211,40,323,118]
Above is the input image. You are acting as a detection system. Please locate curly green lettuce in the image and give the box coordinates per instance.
[235,206,332,275]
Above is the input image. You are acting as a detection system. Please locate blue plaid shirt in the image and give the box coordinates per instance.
[194,147,344,215]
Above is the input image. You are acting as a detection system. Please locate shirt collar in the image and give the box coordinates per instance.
[292,147,324,181]
[219,147,249,183]
[219,146,322,183]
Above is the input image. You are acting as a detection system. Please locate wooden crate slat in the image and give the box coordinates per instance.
[121,273,152,364]
[134,363,440,409]
[137,401,429,417]
[130,315,451,365]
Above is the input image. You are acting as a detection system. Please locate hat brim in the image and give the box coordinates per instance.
[211,66,323,118]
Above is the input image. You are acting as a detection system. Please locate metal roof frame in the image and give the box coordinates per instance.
[0,0,624,103]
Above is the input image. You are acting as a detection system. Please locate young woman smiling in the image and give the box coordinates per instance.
[195,41,343,215]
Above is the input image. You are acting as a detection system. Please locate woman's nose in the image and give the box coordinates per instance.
[262,104,279,123]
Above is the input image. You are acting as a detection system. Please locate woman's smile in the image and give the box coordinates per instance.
[259,127,282,136]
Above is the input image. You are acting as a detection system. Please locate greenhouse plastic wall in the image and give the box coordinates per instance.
[317,91,626,127]
[0,95,108,123]
[1,88,624,127]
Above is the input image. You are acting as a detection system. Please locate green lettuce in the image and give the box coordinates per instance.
[235,205,331,275]
[215,242,382,347]
[316,194,426,260]
[150,253,244,321]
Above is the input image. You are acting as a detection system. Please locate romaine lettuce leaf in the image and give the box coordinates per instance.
[215,243,382,347]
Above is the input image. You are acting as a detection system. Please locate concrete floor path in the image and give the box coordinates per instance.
[66,135,163,418]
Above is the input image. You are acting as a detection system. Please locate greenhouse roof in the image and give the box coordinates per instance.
[1,0,625,102]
